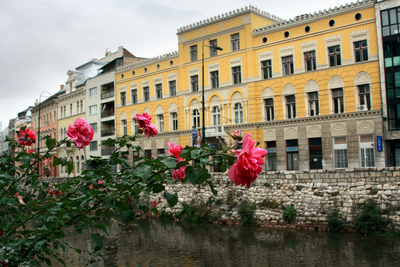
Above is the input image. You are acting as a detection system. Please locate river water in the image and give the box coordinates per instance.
[55,219,400,267]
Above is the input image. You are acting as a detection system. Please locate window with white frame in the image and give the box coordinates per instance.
[122,119,127,135]
[354,40,368,63]
[360,135,375,167]
[334,137,348,168]
[304,51,316,71]
[209,39,218,57]
[328,46,341,67]
[213,106,221,126]
[133,118,139,133]
[190,45,197,62]
[210,71,219,88]
[358,84,371,110]
[231,33,240,51]
[264,98,274,121]
[172,112,178,131]
[120,92,126,106]
[89,87,97,97]
[89,141,98,151]
[261,60,272,79]
[158,114,164,132]
[286,95,296,119]
[131,89,137,104]
[332,88,344,113]
[193,109,200,128]
[143,87,150,102]
[265,141,277,171]
[89,105,97,115]
[76,102,79,113]
[90,123,97,133]
[156,84,162,99]
[282,56,294,76]
[80,101,83,113]
[232,66,241,84]
[191,75,198,92]
[70,104,72,116]
[308,92,319,116]
[234,103,243,124]
[169,80,176,97]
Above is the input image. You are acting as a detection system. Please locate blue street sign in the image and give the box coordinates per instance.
[377,136,382,152]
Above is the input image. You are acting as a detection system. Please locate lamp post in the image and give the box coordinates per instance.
[36,91,55,171]
[202,38,223,145]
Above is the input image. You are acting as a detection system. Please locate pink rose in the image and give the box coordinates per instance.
[172,165,186,181]
[17,128,36,146]
[134,113,158,138]
[233,130,243,141]
[228,133,268,188]
[66,117,94,148]
[168,142,183,159]
[14,192,26,205]
[143,123,158,138]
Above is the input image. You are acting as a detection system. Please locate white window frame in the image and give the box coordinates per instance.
[89,105,97,115]
[333,137,348,168]
[234,103,243,124]
[359,135,375,167]
[212,106,221,126]
[89,87,97,97]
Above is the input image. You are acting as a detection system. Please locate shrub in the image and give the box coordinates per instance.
[283,204,297,223]
[327,210,344,232]
[238,199,256,225]
[355,199,391,235]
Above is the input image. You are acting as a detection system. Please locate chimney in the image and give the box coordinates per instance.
[60,85,65,90]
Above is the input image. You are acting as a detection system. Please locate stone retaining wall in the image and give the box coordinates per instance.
[160,169,400,230]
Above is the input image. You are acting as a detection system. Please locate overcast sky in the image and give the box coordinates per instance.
[0,0,346,130]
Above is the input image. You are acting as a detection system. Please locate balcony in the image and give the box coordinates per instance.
[101,128,116,137]
[101,91,114,100]
[101,108,114,119]
[205,125,225,137]
[101,148,115,156]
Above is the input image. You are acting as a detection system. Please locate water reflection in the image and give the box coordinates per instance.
[54,219,400,266]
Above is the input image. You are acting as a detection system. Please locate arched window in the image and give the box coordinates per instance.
[76,156,80,173]
[81,155,85,172]
[213,106,221,126]
[193,109,200,129]
[234,103,243,124]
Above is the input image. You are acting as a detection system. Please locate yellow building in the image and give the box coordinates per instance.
[116,1,383,171]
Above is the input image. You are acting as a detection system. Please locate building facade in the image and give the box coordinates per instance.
[375,0,400,167]
[85,46,144,162]
[115,1,383,172]
[31,88,64,177]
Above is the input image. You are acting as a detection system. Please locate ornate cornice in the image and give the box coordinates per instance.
[116,51,179,72]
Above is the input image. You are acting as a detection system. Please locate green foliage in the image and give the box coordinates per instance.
[327,210,344,232]
[0,128,237,266]
[355,199,391,235]
[181,203,214,223]
[227,190,236,209]
[238,199,256,225]
[283,204,297,223]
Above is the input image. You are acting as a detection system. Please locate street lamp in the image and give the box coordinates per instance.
[36,91,56,171]
[202,38,223,145]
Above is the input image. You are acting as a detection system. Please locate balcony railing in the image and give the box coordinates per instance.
[101,128,115,137]
[101,109,114,119]
[101,91,114,100]
[101,149,115,156]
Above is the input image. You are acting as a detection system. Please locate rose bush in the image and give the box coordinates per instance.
[0,114,266,266]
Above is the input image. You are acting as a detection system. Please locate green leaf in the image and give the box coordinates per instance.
[46,138,57,150]
[186,169,202,185]
[91,233,103,253]
[60,158,67,166]
[182,202,192,216]
[161,158,177,169]
[34,239,47,250]
[66,161,74,174]
[191,149,201,159]
[164,192,178,207]
[53,157,61,166]
[219,164,228,172]
[57,257,66,267]
[94,224,108,234]
[120,210,135,223]
[207,180,218,196]
[22,155,31,167]
[152,184,165,193]
[136,164,152,182]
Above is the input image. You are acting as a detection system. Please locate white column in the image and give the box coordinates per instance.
[245,100,249,123]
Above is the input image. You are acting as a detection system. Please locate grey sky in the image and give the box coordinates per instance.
[0,0,344,130]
